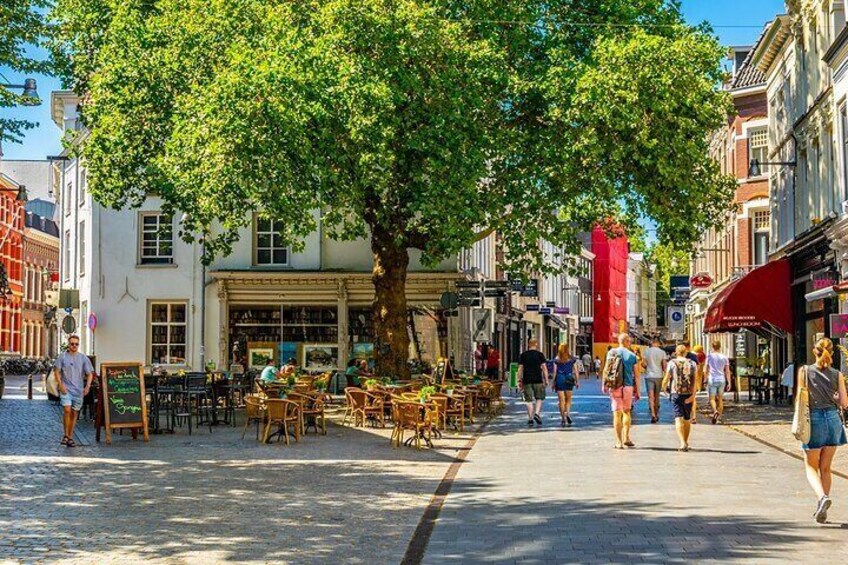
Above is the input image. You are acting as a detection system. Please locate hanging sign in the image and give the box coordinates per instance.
[830,314,848,339]
[690,273,713,288]
[88,312,98,332]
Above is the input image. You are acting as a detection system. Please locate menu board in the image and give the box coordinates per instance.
[434,357,452,384]
[101,363,149,443]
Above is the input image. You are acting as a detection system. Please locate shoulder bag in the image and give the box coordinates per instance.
[791,366,811,443]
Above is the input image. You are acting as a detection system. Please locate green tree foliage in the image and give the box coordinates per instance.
[1,0,50,145]
[51,0,737,374]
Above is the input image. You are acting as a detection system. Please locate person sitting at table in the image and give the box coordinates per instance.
[260,358,279,383]
[345,359,370,387]
[281,358,298,377]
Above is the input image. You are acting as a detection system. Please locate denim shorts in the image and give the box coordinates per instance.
[59,391,84,412]
[803,407,848,450]
[554,377,575,392]
[707,382,726,397]
[671,394,693,420]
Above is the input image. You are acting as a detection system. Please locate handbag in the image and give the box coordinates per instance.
[792,366,811,444]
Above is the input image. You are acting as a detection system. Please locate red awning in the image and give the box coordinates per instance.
[704,259,793,335]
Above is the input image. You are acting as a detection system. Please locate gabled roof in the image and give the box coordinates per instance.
[728,47,766,90]
[751,15,792,75]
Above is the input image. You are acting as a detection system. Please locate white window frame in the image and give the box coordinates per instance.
[79,220,86,276]
[253,215,290,267]
[752,209,770,267]
[748,126,769,177]
[78,168,86,207]
[63,230,71,282]
[139,212,174,265]
[148,301,188,366]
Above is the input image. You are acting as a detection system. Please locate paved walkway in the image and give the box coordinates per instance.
[0,394,478,564]
[424,378,848,564]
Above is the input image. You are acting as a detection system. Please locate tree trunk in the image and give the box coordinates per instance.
[372,229,411,380]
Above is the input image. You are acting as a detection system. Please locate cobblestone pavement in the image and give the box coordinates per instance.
[423,378,848,564]
[0,394,483,564]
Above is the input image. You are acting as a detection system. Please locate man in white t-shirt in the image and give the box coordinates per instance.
[705,340,731,424]
[642,338,668,424]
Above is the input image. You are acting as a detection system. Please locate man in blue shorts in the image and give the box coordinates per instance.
[54,335,95,448]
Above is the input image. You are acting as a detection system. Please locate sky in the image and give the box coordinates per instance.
[1,0,787,162]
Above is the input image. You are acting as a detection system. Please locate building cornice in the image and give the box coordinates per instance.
[752,15,792,75]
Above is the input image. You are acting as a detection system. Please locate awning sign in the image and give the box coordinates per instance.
[830,314,848,339]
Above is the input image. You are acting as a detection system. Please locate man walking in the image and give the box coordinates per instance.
[517,339,549,427]
[603,333,640,448]
[485,345,500,380]
[662,345,698,451]
[582,352,593,377]
[705,340,731,424]
[643,337,667,423]
[54,335,95,448]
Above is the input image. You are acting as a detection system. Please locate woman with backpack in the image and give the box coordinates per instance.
[662,345,698,452]
[798,338,848,523]
[552,344,581,427]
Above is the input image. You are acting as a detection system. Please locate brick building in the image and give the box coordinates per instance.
[688,43,771,359]
[0,173,26,356]
[22,212,59,358]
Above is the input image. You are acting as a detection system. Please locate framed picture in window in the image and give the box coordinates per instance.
[248,347,275,369]
[300,344,339,372]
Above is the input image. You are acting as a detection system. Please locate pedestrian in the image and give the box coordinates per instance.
[281,357,298,377]
[782,361,795,403]
[553,344,581,427]
[798,338,848,523]
[662,345,697,451]
[485,345,500,380]
[594,356,601,378]
[643,337,667,423]
[54,335,95,448]
[683,342,704,424]
[705,340,731,424]
[582,352,593,377]
[517,339,549,427]
[603,333,639,449]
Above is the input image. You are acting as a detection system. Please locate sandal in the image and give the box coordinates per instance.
[60,436,69,446]
[65,438,77,448]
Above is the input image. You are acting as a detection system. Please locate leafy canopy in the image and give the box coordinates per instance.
[1,0,50,146]
[51,0,735,272]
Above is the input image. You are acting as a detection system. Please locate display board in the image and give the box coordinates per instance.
[101,363,149,443]
[433,357,452,384]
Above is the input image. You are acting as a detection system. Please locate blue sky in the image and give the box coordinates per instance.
[1,0,786,161]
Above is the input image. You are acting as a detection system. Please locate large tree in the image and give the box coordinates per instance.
[51,0,735,377]
[1,0,50,147]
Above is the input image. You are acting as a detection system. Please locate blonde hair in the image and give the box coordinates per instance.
[693,344,704,354]
[675,345,687,357]
[711,340,722,351]
[557,343,570,360]
[813,338,834,369]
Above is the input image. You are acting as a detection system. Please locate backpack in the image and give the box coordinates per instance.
[672,359,694,394]
[603,351,624,391]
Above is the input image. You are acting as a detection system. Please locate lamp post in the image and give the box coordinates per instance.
[1,76,41,159]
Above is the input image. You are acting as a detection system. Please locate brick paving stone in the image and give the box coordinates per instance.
[0,395,483,564]
[422,378,848,564]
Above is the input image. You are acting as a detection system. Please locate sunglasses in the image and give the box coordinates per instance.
[68,342,79,347]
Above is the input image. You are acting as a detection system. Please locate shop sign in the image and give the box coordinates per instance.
[735,333,747,357]
[690,273,713,288]
[526,304,540,311]
[539,307,552,314]
[554,307,569,314]
[813,272,837,290]
[830,314,848,339]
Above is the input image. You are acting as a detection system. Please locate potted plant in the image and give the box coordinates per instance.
[205,360,217,372]
[364,378,380,391]
[315,379,327,392]
[418,385,436,403]
[445,384,455,397]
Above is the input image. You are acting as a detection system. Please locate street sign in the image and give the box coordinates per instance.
[472,308,493,342]
[520,279,539,297]
[458,289,481,298]
[690,273,713,288]
[484,280,510,289]
[88,312,98,331]
[440,292,459,309]
[455,280,482,289]
[458,298,482,307]
[444,309,460,317]
[526,304,540,311]
[545,301,556,308]
[539,307,552,315]
[483,289,506,298]
[668,306,685,335]
[62,315,76,335]
[553,307,569,315]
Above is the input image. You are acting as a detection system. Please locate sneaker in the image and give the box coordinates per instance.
[624,440,635,448]
[712,412,719,425]
[560,419,567,428]
[815,496,832,523]
[566,415,573,426]
[651,416,658,424]
[533,414,543,426]
[527,419,534,428]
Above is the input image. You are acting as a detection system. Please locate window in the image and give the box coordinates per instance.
[139,213,173,265]
[149,302,187,365]
[749,127,768,176]
[254,217,289,266]
[64,181,72,216]
[79,169,86,207]
[753,210,770,266]
[63,230,71,281]
[79,221,86,275]
[842,105,848,204]
[80,301,87,353]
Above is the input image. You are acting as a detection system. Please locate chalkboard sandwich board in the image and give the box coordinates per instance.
[434,357,452,384]
[101,363,149,443]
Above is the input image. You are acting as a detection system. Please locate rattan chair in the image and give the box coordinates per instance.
[392,401,434,449]
[262,398,301,445]
[344,388,385,427]
[287,391,326,435]
[242,395,266,441]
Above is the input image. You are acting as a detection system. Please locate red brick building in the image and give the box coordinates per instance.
[22,212,59,358]
[689,45,771,354]
[591,224,629,358]
[0,173,25,355]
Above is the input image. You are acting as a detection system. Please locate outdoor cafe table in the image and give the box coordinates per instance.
[741,374,778,405]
